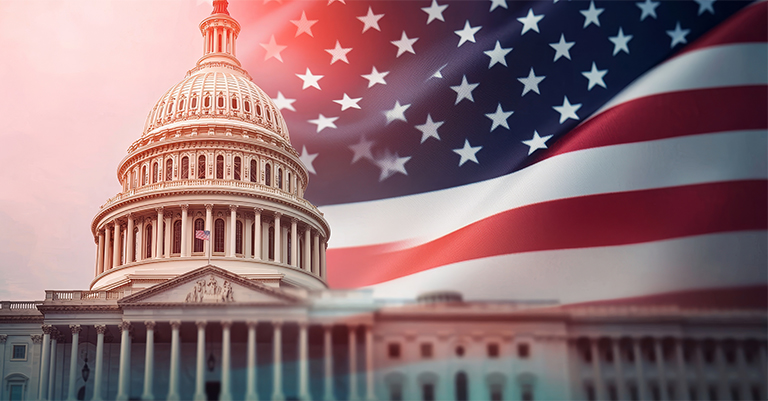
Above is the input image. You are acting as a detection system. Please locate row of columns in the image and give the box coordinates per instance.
[579,337,767,401]
[204,24,235,56]
[94,205,327,278]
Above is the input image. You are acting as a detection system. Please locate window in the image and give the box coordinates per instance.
[178,98,185,111]
[204,95,211,109]
[216,155,224,179]
[629,384,639,401]
[9,383,24,401]
[217,96,224,108]
[420,343,433,358]
[145,224,153,258]
[585,383,596,401]
[608,384,618,401]
[236,220,243,254]
[198,155,206,179]
[132,227,138,262]
[194,219,205,253]
[521,384,534,401]
[11,344,26,360]
[707,385,718,401]
[256,104,262,116]
[455,345,465,357]
[287,173,292,192]
[268,226,274,260]
[191,96,198,109]
[152,162,158,183]
[181,157,189,179]
[250,159,258,182]
[161,221,166,255]
[422,383,435,401]
[166,158,173,181]
[234,157,241,180]
[167,101,174,114]
[388,343,401,359]
[142,166,147,185]
[251,223,256,257]
[390,382,403,401]
[231,97,238,109]
[172,220,182,254]
[244,100,251,113]
[265,164,271,186]
[455,372,468,401]
[214,218,225,253]
[490,383,503,401]
[488,343,500,358]
[277,168,283,190]
[518,343,530,359]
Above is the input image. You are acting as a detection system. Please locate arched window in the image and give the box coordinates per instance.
[167,101,174,114]
[198,155,206,179]
[268,226,275,260]
[231,97,238,110]
[277,168,283,190]
[250,159,258,182]
[161,221,166,255]
[145,224,153,259]
[234,157,241,180]
[265,164,272,186]
[235,220,243,254]
[214,218,225,253]
[172,220,182,254]
[217,96,224,108]
[287,173,292,193]
[286,236,291,265]
[244,100,251,113]
[181,156,189,179]
[132,227,138,262]
[456,372,468,401]
[142,166,147,185]
[256,104,262,116]
[178,98,185,111]
[191,96,198,109]
[216,155,224,179]
[193,218,205,253]
[250,223,256,257]
[152,162,159,183]
[266,108,272,121]
[166,158,173,181]
[204,95,211,109]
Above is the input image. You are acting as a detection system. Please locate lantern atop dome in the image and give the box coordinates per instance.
[198,0,241,67]
[212,0,229,15]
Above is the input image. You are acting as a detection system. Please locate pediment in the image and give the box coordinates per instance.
[119,265,301,306]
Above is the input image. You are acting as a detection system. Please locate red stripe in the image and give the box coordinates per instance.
[677,1,768,56]
[532,86,767,165]
[327,181,767,288]
[567,285,768,310]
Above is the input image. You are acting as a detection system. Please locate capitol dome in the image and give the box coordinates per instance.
[89,0,330,295]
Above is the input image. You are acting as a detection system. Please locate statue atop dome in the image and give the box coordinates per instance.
[212,0,229,15]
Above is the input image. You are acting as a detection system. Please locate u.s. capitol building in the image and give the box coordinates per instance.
[1,2,765,400]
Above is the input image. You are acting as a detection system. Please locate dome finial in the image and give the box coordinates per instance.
[212,0,229,15]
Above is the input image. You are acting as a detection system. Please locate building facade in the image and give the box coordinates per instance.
[1,2,766,400]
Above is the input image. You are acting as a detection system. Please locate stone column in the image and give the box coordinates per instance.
[364,325,375,401]
[298,322,310,401]
[96,231,105,275]
[245,321,258,401]
[93,325,107,401]
[155,208,164,259]
[47,331,59,400]
[205,205,213,260]
[221,321,233,401]
[142,321,155,401]
[324,325,335,401]
[674,338,689,401]
[321,242,327,279]
[180,205,189,257]
[67,325,81,401]
[654,339,669,400]
[117,322,133,401]
[313,233,320,276]
[590,338,604,401]
[304,228,311,271]
[167,320,181,401]
[194,321,207,401]
[104,226,112,271]
[126,214,135,263]
[272,321,284,401]
[611,338,626,400]
[274,213,282,263]
[228,206,237,257]
[253,208,262,260]
[632,338,647,401]
[291,219,298,267]
[38,325,52,400]
[113,220,121,268]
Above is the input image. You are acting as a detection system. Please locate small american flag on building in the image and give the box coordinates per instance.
[195,230,211,241]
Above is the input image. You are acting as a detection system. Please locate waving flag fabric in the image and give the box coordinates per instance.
[234,0,767,306]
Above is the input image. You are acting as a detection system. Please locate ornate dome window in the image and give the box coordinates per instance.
[277,168,283,190]
[231,97,238,110]
[181,156,189,179]
[172,220,182,254]
[142,166,147,186]
[198,155,206,179]
[250,159,257,182]
[217,95,225,109]
[191,95,198,110]
[244,99,251,113]
[235,220,243,254]
[167,101,174,114]
[194,218,205,252]
[145,224,153,258]
[265,163,271,186]
[178,97,185,111]
[216,155,224,179]
[166,158,173,181]
[214,218,225,253]
[132,227,138,262]
[287,173,292,193]
[256,104,262,116]
[152,162,159,183]
[204,95,211,109]
[233,157,241,180]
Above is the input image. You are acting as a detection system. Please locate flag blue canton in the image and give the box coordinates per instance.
[239,0,750,206]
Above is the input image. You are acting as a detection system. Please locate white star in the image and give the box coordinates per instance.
[260,35,286,62]
[384,101,410,124]
[415,114,444,143]
[490,0,507,12]
[517,9,544,35]
[453,139,482,167]
[325,41,352,65]
[454,20,481,47]
[308,114,338,133]
[694,0,715,15]
[522,131,553,155]
[485,103,514,132]
[299,146,318,174]
[450,75,479,105]
[549,34,575,61]
[391,31,418,57]
[349,136,374,163]
[581,62,607,90]
[484,41,512,68]
[296,68,323,90]
[271,91,296,111]
[580,1,604,28]
[421,0,448,24]
[636,0,660,21]
[357,7,384,33]
[552,96,582,124]
[517,68,545,96]
[667,22,690,48]
[361,66,389,88]
[290,11,317,37]
[609,27,633,56]
[333,93,362,111]
[375,151,411,181]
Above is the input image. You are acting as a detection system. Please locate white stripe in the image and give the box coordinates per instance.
[364,231,768,302]
[321,130,767,248]
[595,43,767,116]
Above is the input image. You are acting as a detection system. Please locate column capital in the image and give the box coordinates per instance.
[196,320,207,329]
[274,212,282,219]
[180,204,189,211]
[291,217,299,224]
[246,320,259,328]
[221,320,233,329]
[126,212,134,219]
[323,323,334,331]
[41,324,54,335]
[119,321,132,332]
[205,204,214,211]
[254,207,263,214]
[297,321,309,329]
[31,334,43,344]
[229,205,238,212]
[155,206,164,213]
[347,323,359,331]
[272,320,283,328]
[69,324,82,334]
[144,321,156,330]
[170,320,182,329]
[95,324,107,334]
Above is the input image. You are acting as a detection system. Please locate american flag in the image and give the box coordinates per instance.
[232,0,767,306]
[196,230,211,241]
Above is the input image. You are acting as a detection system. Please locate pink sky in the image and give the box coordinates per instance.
[0,1,226,299]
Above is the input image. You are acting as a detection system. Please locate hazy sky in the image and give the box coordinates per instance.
[0,0,222,299]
